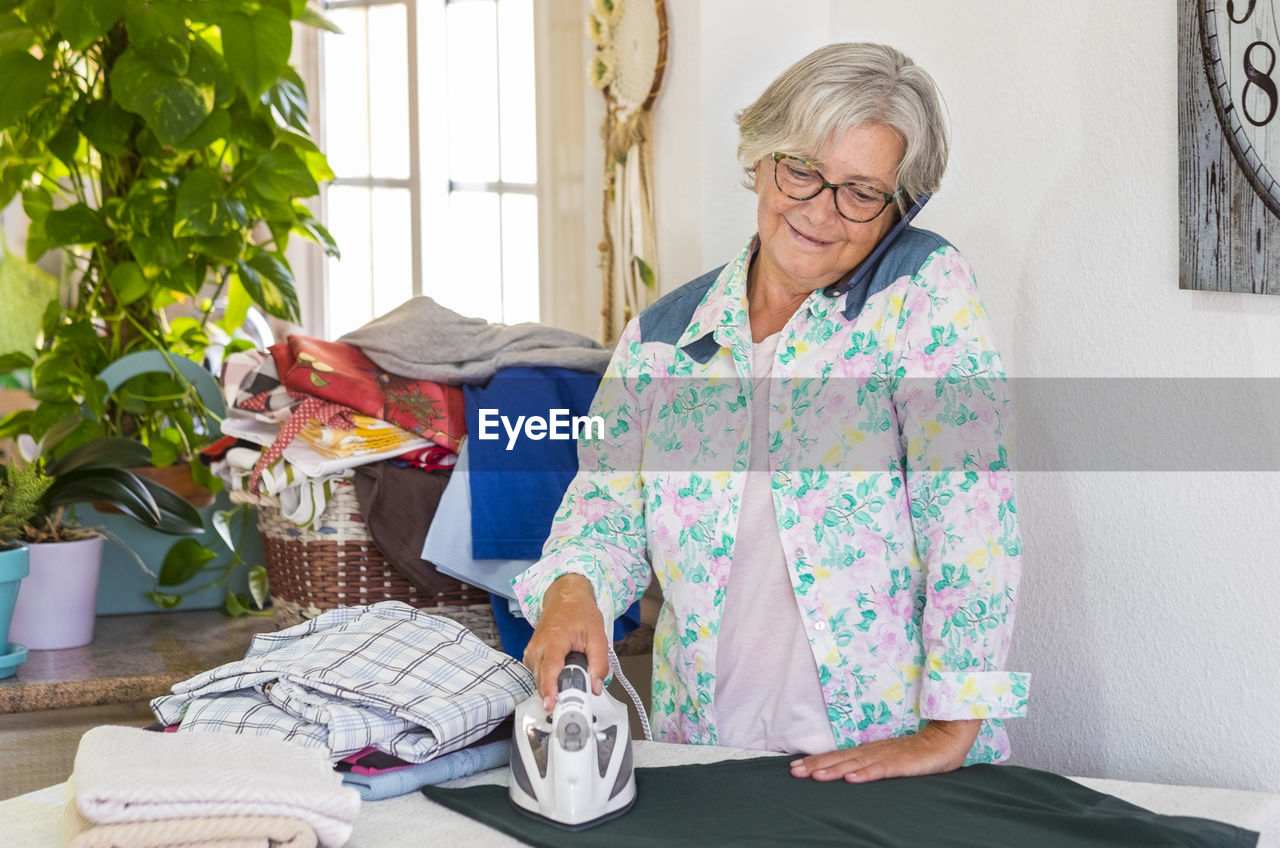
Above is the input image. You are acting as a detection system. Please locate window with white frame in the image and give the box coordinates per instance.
[318,0,540,339]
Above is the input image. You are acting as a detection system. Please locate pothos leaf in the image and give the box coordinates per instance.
[217,274,252,335]
[211,507,235,551]
[220,7,291,99]
[248,564,268,609]
[54,0,125,51]
[224,591,249,616]
[147,590,183,608]
[293,212,339,258]
[108,261,149,305]
[124,0,191,75]
[158,536,217,586]
[260,67,309,135]
[174,166,246,237]
[235,250,299,322]
[44,204,112,247]
[111,49,214,147]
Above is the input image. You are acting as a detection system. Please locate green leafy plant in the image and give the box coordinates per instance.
[149,502,269,616]
[0,427,204,544]
[0,0,339,474]
[0,0,339,611]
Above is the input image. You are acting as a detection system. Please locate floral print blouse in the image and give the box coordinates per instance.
[514,231,1029,765]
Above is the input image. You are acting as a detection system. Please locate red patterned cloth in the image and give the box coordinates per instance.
[270,337,466,451]
[396,445,458,473]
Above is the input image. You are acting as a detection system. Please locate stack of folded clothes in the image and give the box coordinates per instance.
[209,297,639,659]
[149,603,536,801]
[65,725,361,847]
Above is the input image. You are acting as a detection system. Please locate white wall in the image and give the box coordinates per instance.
[650,0,835,290]
[642,0,1280,792]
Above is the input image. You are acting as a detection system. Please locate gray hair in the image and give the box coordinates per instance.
[736,43,950,215]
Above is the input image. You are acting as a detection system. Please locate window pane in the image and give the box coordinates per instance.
[320,0,542,337]
[367,4,410,180]
[371,187,412,317]
[417,0,449,270]
[323,9,370,178]
[498,0,536,183]
[446,0,499,183]
[501,193,539,323]
[439,191,501,322]
[325,185,374,338]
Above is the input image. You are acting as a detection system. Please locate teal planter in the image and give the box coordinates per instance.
[83,351,260,615]
[86,492,260,615]
[0,543,30,679]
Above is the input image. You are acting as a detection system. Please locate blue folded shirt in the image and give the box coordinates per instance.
[340,739,511,801]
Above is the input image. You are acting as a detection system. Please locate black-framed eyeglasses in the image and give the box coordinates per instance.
[771,152,901,224]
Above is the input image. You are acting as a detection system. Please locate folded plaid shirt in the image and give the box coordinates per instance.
[151,602,535,763]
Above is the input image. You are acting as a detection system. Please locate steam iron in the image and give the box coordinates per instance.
[508,650,637,829]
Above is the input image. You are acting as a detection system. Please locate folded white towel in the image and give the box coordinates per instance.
[64,786,318,848]
[72,726,361,847]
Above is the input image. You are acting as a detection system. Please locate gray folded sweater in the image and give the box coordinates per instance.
[338,296,613,384]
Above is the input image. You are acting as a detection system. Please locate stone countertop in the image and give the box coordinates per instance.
[0,610,277,714]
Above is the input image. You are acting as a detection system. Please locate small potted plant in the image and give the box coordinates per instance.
[0,423,203,649]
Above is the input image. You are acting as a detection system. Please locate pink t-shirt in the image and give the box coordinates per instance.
[712,331,834,755]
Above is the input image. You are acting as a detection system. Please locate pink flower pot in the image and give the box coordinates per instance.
[10,536,105,650]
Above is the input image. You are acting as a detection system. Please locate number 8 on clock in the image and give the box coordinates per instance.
[1182,0,1280,294]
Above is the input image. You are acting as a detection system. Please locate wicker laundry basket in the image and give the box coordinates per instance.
[257,482,499,645]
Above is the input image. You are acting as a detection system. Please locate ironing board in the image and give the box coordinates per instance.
[5,741,1279,847]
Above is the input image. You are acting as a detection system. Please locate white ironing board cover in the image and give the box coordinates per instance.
[5,742,1278,847]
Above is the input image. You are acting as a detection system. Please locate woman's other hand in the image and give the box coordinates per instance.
[522,574,611,711]
[789,719,981,783]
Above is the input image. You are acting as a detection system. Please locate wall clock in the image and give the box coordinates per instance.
[1181,0,1280,294]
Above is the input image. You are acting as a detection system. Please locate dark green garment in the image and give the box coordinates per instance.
[422,756,1259,848]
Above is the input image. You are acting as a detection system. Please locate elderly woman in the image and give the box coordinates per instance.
[515,42,1028,783]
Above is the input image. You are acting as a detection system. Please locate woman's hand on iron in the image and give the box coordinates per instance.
[523,574,610,711]
[788,718,981,783]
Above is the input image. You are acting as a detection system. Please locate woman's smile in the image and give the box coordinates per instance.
[785,218,835,248]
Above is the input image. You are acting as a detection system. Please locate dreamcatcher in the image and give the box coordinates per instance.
[588,0,667,343]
